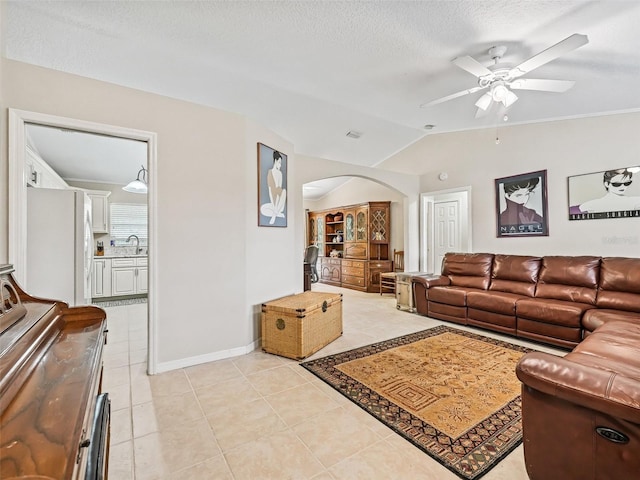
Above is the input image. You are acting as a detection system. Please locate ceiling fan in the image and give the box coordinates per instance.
[421,34,589,117]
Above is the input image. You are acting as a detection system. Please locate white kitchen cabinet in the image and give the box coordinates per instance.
[26,146,68,189]
[111,257,148,296]
[91,258,112,298]
[137,266,148,294]
[87,191,111,234]
[111,267,136,296]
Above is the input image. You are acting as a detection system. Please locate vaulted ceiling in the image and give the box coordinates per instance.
[5,1,640,196]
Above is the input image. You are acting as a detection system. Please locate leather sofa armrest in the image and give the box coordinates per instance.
[411,275,450,316]
[516,352,640,424]
[411,275,450,289]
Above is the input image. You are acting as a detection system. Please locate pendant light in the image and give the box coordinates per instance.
[123,165,148,194]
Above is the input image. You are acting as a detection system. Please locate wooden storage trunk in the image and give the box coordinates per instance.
[261,291,343,360]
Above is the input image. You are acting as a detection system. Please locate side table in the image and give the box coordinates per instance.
[396,272,436,312]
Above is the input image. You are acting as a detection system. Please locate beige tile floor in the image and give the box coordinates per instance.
[103,284,562,479]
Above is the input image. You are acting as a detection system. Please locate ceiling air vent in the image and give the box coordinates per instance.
[346,130,362,139]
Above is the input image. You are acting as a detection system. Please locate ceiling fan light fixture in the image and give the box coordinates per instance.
[475,92,492,111]
[502,89,518,108]
[491,83,509,102]
[123,165,148,194]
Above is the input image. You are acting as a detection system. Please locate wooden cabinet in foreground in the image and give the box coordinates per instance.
[308,201,392,292]
[0,264,109,479]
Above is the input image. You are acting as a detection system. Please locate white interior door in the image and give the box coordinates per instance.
[434,200,461,272]
[420,187,471,274]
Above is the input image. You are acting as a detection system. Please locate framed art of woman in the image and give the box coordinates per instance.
[495,170,549,237]
[258,142,288,227]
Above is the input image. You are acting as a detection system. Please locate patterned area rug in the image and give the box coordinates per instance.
[301,325,533,480]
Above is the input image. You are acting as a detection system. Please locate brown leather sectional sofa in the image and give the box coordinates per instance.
[412,253,640,478]
[412,252,640,349]
[515,321,640,479]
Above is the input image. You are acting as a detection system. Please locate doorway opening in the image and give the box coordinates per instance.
[8,109,159,374]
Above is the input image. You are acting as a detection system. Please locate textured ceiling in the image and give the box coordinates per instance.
[25,124,147,186]
[5,1,640,197]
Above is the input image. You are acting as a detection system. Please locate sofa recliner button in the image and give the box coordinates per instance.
[595,426,629,444]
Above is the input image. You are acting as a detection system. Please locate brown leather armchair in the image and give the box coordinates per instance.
[516,321,640,479]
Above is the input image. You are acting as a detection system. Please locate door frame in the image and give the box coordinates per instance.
[8,108,159,374]
[420,186,472,273]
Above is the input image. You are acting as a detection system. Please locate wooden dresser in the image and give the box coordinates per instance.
[0,264,109,479]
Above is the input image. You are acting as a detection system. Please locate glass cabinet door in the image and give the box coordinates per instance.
[309,218,316,245]
[356,211,367,242]
[345,213,355,241]
[317,217,324,254]
[370,207,388,242]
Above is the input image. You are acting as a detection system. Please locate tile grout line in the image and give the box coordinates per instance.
[183,365,238,479]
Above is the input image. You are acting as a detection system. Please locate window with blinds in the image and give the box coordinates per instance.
[110,203,148,244]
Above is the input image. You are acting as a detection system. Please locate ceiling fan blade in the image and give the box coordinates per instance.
[510,78,576,92]
[452,55,494,78]
[509,34,589,79]
[420,86,486,107]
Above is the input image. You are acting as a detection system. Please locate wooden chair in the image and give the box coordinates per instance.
[380,250,404,295]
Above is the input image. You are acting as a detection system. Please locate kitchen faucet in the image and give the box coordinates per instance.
[126,235,142,254]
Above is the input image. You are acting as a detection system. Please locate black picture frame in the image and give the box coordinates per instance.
[258,142,287,227]
[568,166,640,221]
[495,170,548,237]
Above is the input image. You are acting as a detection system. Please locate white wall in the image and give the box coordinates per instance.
[5,56,635,373]
[244,119,298,346]
[382,112,640,258]
[0,59,285,372]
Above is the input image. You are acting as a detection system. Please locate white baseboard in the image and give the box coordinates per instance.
[154,338,261,374]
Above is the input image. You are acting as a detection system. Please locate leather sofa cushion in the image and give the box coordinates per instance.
[467,290,523,315]
[535,256,600,304]
[596,257,640,312]
[516,297,596,327]
[490,279,535,297]
[442,253,494,290]
[428,286,477,307]
[570,321,640,381]
[492,254,542,282]
[489,254,541,296]
[582,309,640,333]
[516,322,640,423]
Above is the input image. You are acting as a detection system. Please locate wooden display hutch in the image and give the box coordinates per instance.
[307,201,392,292]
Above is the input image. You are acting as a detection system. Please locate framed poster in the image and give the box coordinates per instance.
[258,142,287,227]
[568,166,640,220]
[495,170,548,237]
